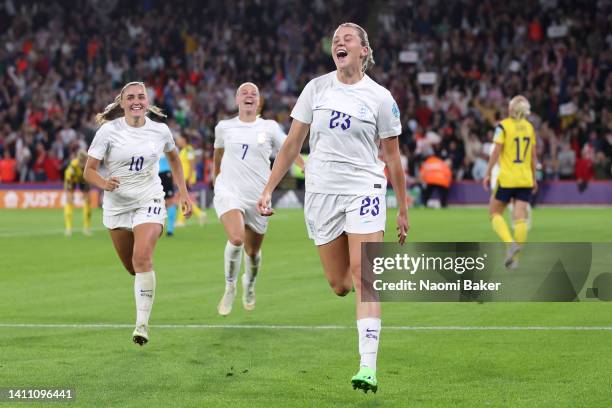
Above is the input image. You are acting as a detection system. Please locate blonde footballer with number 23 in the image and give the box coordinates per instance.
[257,23,409,393]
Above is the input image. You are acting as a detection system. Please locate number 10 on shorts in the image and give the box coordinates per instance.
[360,197,380,216]
[148,206,161,215]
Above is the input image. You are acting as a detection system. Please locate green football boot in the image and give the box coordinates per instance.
[351,367,378,393]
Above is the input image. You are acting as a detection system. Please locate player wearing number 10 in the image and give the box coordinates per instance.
[483,95,537,267]
[257,23,409,393]
[213,82,304,315]
[84,81,193,346]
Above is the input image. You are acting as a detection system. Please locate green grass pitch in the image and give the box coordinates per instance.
[1,206,611,407]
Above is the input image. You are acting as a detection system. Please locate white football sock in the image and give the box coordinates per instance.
[243,250,261,285]
[224,241,243,286]
[134,271,156,327]
[357,317,381,372]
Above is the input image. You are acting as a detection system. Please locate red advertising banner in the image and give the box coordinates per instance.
[0,190,100,209]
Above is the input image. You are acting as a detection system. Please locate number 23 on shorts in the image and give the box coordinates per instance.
[359,196,380,216]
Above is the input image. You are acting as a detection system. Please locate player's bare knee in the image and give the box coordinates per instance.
[228,235,244,246]
[132,253,152,271]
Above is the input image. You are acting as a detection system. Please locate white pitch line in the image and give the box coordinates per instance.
[1,323,612,331]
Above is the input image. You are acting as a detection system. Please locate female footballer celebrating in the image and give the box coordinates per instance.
[214,82,304,315]
[257,23,409,393]
[84,81,192,346]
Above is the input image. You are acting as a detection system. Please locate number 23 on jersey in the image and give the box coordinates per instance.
[329,110,351,130]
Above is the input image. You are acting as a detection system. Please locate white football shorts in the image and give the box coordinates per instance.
[214,193,269,235]
[103,198,167,230]
[304,192,387,245]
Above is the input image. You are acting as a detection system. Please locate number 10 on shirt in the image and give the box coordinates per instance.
[129,156,144,171]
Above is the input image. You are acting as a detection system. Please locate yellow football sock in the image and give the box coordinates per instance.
[177,210,185,225]
[514,219,528,244]
[83,202,91,230]
[192,204,202,218]
[491,214,513,244]
[64,203,73,231]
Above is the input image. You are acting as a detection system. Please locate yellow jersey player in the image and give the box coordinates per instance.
[64,150,92,236]
[175,134,206,226]
[483,95,537,267]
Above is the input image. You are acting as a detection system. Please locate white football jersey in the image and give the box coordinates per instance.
[88,116,175,215]
[291,71,401,195]
[214,117,287,201]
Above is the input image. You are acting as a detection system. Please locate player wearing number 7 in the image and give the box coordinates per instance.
[483,95,537,268]
[257,23,409,393]
[84,81,193,346]
[213,82,304,316]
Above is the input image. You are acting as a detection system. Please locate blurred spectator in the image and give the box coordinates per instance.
[575,145,595,192]
[43,149,62,181]
[557,142,576,180]
[32,142,47,181]
[59,122,77,146]
[419,155,452,208]
[593,151,611,180]
[16,137,32,182]
[0,150,17,183]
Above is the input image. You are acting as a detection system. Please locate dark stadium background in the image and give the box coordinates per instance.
[0,0,609,207]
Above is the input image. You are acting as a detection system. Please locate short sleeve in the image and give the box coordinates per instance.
[214,124,224,148]
[270,121,288,155]
[377,93,402,138]
[493,125,505,144]
[290,80,315,124]
[162,125,176,153]
[88,125,110,160]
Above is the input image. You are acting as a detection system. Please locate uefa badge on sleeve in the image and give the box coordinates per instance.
[392,102,400,118]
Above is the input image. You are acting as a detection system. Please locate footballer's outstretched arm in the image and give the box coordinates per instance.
[381,136,409,244]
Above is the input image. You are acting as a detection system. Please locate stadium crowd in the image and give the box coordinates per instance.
[0,0,610,185]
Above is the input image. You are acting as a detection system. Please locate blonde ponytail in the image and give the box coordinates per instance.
[95,94,123,125]
[147,105,167,122]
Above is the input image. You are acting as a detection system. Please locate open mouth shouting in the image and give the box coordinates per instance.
[336,48,348,63]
